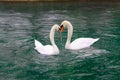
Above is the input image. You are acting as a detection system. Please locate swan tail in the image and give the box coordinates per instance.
[91,38,99,45]
[95,38,100,42]
[34,39,44,49]
[87,38,100,47]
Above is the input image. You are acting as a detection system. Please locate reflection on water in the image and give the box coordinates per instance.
[0,2,120,80]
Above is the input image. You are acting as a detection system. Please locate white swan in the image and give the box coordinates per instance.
[58,20,99,50]
[34,24,59,55]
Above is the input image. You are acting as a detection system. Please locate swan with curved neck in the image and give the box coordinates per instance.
[59,20,99,50]
[35,24,59,55]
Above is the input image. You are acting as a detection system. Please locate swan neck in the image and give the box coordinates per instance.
[50,27,59,51]
[65,21,73,48]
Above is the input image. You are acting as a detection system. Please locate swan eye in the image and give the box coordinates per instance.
[58,25,64,32]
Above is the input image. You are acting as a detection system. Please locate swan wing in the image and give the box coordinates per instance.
[70,38,99,49]
[34,40,47,54]
[34,39,44,49]
[34,40,53,51]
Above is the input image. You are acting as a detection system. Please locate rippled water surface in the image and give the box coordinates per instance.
[0,2,120,80]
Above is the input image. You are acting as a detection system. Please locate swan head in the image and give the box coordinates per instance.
[52,24,60,31]
[58,25,64,32]
[58,20,70,32]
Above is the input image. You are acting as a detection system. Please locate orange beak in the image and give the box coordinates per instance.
[58,25,64,32]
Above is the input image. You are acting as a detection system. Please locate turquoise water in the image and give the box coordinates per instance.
[0,2,120,80]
